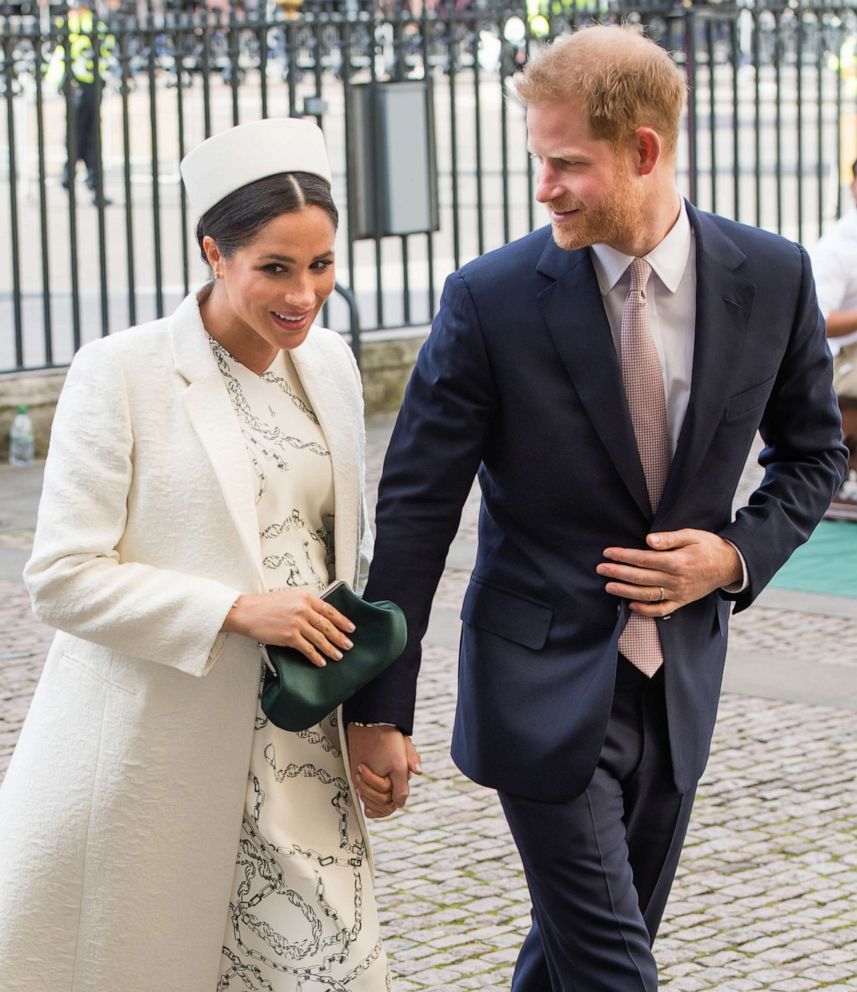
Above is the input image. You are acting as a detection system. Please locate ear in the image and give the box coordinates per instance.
[632,127,662,177]
[202,235,223,275]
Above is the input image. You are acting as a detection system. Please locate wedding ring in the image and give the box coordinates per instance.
[658,586,665,603]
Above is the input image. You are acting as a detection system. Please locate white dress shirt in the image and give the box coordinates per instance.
[589,198,747,591]
[809,206,857,355]
[590,197,696,456]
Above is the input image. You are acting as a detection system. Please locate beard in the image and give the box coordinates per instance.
[548,168,648,252]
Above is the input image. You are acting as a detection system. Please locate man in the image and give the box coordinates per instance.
[346,26,846,991]
[47,0,114,206]
[809,159,857,500]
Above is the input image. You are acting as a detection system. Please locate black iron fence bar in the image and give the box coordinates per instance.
[285,18,297,116]
[341,16,357,331]
[147,25,163,317]
[5,1,857,374]
[499,14,510,247]
[257,20,268,121]
[92,42,109,337]
[4,33,22,367]
[119,26,136,328]
[473,22,484,259]
[774,12,782,235]
[447,3,461,273]
[524,16,534,233]
[60,24,82,352]
[334,280,362,368]
[753,12,762,230]
[33,32,51,363]
[836,32,844,221]
[816,24,824,233]
[367,27,384,328]
[796,8,804,245]
[175,26,190,299]
[683,4,698,205]
[730,17,739,221]
[227,9,239,124]
[705,19,716,215]
[201,16,212,137]
[420,5,437,322]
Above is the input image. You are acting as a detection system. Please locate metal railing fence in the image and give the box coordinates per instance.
[2,0,857,372]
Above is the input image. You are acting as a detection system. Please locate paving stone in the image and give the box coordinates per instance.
[3,431,857,990]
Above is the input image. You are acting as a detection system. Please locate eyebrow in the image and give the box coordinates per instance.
[260,251,334,263]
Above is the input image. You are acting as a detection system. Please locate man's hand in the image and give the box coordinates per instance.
[346,725,422,819]
[597,529,743,617]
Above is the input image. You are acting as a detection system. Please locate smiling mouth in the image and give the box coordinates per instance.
[272,311,309,326]
[550,206,582,220]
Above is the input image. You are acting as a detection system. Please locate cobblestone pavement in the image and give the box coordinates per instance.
[2,422,857,991]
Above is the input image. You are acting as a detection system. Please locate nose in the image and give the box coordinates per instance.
[534,163,563,204]
[284,273,315,310]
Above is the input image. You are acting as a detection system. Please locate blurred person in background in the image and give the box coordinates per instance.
[46,0,115,205]
[810,158,857,504]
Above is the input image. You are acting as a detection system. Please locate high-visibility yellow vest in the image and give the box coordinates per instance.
[526,0,603,38]
[46,9,114,87]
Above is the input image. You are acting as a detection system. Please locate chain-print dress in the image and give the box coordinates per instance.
[210,339,390,992]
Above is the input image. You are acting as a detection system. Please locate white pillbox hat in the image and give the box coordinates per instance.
[180,117,333,218]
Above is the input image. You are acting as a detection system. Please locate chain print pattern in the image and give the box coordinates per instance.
[219,715,388,991]
[209,339,331,469]
[260,368,321,425]
[209,339,335,592]
[212,339,387,991]
[261,512,335,581]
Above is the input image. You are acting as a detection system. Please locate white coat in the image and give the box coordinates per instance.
[0,291,373,992]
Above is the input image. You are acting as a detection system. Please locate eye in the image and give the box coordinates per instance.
[262,263,286,275]
[311,258,334,271]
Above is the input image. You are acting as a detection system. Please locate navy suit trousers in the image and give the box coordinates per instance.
[499,658,697,992]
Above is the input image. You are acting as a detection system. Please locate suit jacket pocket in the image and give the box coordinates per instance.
[460,580,553,650]
[723,374,776,422]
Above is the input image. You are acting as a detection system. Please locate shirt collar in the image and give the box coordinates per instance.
[590,196,692,296]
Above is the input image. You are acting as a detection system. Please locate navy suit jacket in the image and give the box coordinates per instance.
[345,204,848,801]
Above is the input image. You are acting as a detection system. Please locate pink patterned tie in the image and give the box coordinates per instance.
[618,258,669,677]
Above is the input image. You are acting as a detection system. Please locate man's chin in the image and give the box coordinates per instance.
[550,222,591,252]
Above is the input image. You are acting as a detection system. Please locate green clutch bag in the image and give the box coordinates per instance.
[261,580,408,732]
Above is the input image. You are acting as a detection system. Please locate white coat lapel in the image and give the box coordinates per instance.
[290,331,362,588]
[170,293,266,585]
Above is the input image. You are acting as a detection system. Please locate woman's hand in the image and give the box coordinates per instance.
[349,728,423,819]
[221,590,355,668]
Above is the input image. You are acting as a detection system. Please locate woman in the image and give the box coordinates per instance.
[0,118,416,992]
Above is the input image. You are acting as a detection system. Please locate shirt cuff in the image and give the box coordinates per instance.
[721,540,748,593]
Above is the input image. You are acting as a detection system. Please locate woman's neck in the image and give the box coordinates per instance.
[199,282,278,375]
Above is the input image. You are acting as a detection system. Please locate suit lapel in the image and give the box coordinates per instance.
[171,293,266,584]
[290,337,361,588]
[537,238,652,519]
[656,205,755,521]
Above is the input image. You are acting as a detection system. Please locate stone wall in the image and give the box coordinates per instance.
[0,329,427,461]
[0,370,68,461]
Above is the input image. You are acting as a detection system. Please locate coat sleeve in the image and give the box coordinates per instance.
[23,341,242,678]
[343,335,374,594]
[719,244,849,611]
[344,270,499,732]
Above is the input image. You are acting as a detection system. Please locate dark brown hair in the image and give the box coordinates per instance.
[195,171,338,265]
